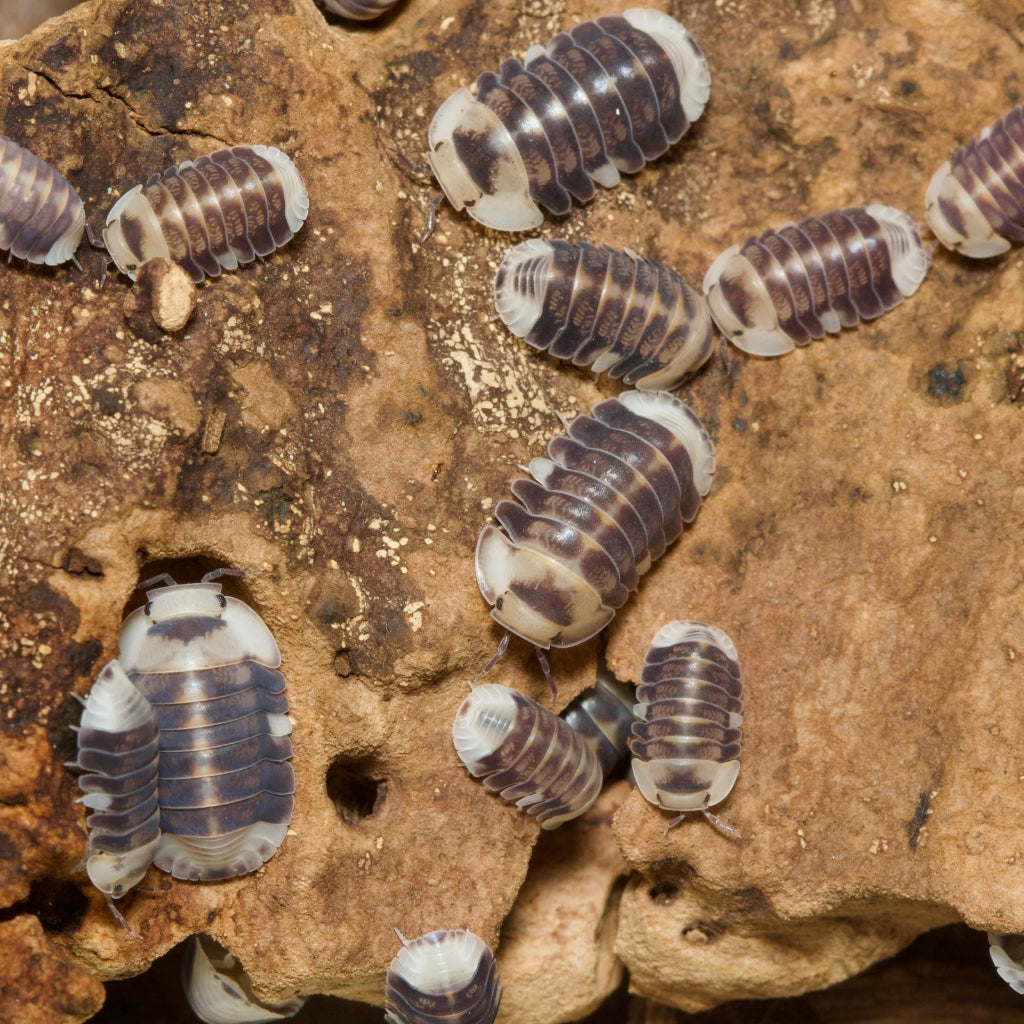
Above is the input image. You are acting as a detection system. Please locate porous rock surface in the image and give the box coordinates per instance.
[0,0,1021,1020]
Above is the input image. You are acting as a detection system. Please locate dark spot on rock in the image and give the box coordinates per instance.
[65,638,103,679]
[403,409,423,427]
[732,417,748,432]
[63,548,103,576]
[778,40,798,60]
[899,79,917,95]
[907,790,930,849]
[92,387,123,416]
[648,879,679,904]
[926,364,965,401]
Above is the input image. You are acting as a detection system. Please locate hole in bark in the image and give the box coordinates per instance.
[648,880,680,904]
[327,759,387,824]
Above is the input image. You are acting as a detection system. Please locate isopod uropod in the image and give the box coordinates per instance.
[72,569,295,909]
[702,204,930,356]
[102,145,309,283]
[494,239,714,390]
[385,929,502,1024]
[0,134,86,266]
[926,101,1024,258]
[476,390,715,684]
[988,932,1024,995]
[629,620,743,832]
[452,682,604,829]
[427,8,710,231]
[561,668,636,776]
[183,934,308,1024]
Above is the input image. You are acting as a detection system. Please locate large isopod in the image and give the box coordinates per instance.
[494,239,714,390]
[385,928,502,1024]
[0,134,85,266]
[427,8,710,231]
[926,102,1024,258]
[183,934,307,1024]
[453,682,604,829]
[476,390,715,686]
[102,145,308,282]
[561,668,636,775]
[702,204,930,356]
[71,569,295,910]
[630,620,742,832]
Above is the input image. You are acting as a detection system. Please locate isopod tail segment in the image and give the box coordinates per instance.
[475,390,715,698]
[629,620,744,839]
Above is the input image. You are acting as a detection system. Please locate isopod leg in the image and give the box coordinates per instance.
[662,808,743,841]
[104,893,142,940]
[201,566,252,584]
[472,632,511,685]
[534,646,556,701]
[420,192,445,245]
[136,572,177,590]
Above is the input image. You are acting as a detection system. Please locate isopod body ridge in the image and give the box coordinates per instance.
[428,8,710,231]
[102,145,308,282]
[703,204,930,356]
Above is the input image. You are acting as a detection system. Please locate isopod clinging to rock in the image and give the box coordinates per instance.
[476,389,715,691]
[926,101,1024,258]
[702,204,930,357]
[385,928,502,1024]
[494,239,714,390]
[427,8,710,231]
[453,682,604,829]
[630,620,742,833]
[183,934,307,1024]
[0,134,85,266]
[102,145,308,283]
[71,569,295,921]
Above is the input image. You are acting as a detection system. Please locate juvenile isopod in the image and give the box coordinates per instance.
[476,389,715,690]
[987,932,1024,994]
[629,620,742,832]
[71,568,295,911]
[561,668,636,776]
[385,928,502,1024]
[0,134,86,266]
[183,934,308,1024]
[702,204,930,356]
[452,682,603,829]
[494,239,714,390]
[427,8,710,231]
[102,145,308,283]
[926,102,1024,257]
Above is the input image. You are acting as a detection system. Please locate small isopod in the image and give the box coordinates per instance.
[629,620,742,832]
[102,146,308,283]
[0,134,85,266]
[926,102,1024,258]
[494,239,714,390]
[183,934,308,1024]
[702,204,930,356]
[988,932,1024,994]
[476,390,715,689]
[385,928,502,1024]
[71,568,295,909]
[561,668,636,775]
[321,0,402,19]
[453,682,603,829]
[427,8,710,231]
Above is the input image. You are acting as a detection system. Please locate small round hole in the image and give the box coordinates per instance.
[327,758,387,824]
[648,880,679,905]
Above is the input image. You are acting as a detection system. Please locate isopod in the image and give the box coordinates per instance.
[71,568,295,908]
[183,934,308,1024]
[988,932,1024,994]
[926,102,1024,258]
[102,145,308,283]
[561,668,636,775]
[385,928,502,1024]
[629,620,742,832]
[0,134,85,266]
[494,239,714,390]
[702,204,930,356]
[476,389,715,687]
[427,8,710,231]
[452,682,603,829]
[321,0,402,19]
